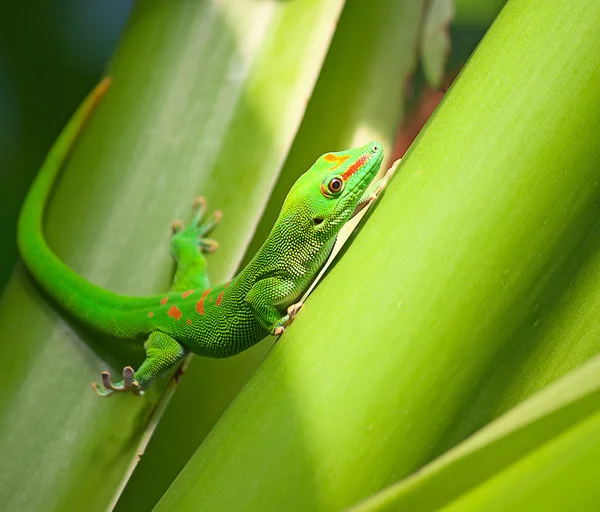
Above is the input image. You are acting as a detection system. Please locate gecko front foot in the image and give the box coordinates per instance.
[273,302,304,336]
[171,196,222,253]
[91,366,143,397]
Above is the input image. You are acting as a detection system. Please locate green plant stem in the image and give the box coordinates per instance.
[0,1,344,510]
[155,0,600,510]
[351,354,600,511]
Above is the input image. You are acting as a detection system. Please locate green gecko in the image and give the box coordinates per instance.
[18,78,394,396]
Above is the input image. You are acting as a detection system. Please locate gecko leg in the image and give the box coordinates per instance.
[245,278,305,336]
[360,158,401,205]
[352,158,401,218]
[171,196,222,291]
[91,366,141,396]
[273,302,304,335]
[92,332,186,397]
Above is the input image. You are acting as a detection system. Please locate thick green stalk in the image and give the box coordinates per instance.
[352,354,600,511]
[155,0,600,510]
[115,1,425,510]
[0,1,344,510]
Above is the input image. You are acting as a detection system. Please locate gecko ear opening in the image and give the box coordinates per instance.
[313,217,324,225]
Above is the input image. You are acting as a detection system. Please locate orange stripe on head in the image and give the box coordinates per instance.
[323,153,350,171]
[160,296,169,306]
[340,154,369,181]
[195,289,212,315]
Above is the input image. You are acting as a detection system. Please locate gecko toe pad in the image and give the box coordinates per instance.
[91,366,143,397]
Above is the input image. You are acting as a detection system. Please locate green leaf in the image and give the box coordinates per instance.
[455,0,506,27]
[351,354,600,511]
[0,1,345,510]
[442,411,600,511]
[116,1,425,510]
[154,0,600,509]
[421,0,455,88]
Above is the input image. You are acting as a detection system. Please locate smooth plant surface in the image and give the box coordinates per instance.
[352,354,600,510]
[154,0,600,509]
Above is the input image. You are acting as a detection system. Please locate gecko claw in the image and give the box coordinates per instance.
[199,239,219,253]
[91,381,112,397]
[272,301,304,337]
[122,366,136,388]
[171,198,223,255]
[287,302,304,319]
[171,219,184,234]
[101,370,116,390]
[372,159,400,199]
[192,198,222,233]
[92,367,142,397]
[192,196,207,214]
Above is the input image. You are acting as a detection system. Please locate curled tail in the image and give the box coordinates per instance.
[17,78,155,339]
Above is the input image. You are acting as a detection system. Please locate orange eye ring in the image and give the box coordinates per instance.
[327,177,344,194]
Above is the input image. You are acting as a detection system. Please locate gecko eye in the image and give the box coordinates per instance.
[327,177,344,194]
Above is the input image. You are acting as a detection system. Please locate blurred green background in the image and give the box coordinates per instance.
[0,1,133,289]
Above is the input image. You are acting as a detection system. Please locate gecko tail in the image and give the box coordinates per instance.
[17,78,154,339]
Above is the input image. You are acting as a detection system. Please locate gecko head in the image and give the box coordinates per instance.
[282,141,384,238]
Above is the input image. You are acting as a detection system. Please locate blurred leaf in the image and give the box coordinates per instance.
[351,354,600,511]
[0,3,130,290]
[454,0,506,27]
[116,1,425,510]
[0,0,345,510]
[440,412,600,511]
[421,0,455,87]
[154,0,600,510]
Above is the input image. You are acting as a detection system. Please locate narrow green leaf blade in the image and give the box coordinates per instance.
[421,0,455,87]
[351,354,600,511]
[442,412,600,511]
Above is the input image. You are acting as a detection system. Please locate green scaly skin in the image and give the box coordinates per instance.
[17,79,390,396]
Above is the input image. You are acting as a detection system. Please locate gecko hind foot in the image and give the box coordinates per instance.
[171,197,222,254]
[91,366,143,397]
[273,302,305,336]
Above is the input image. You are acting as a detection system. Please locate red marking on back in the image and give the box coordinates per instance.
[148,311,154,318]
[181,289,194,299]
[195,289,212,315]
[186,319,192,325]
[167,305,183,321]
[341,154,368,181]
[215,281,231,307]
[323,153,350,171]
[160,296,169,306]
